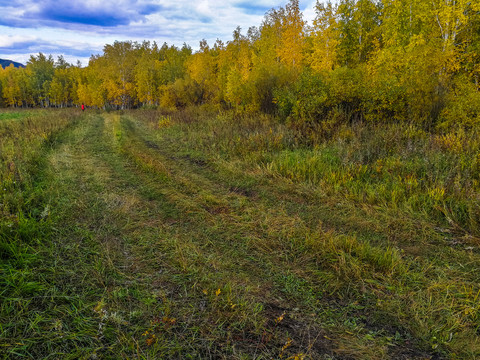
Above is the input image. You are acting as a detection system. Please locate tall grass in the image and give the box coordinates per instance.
[142,109,479,238]
[263,123,480,237]
[0,109,79,357]
[131,108,480,356]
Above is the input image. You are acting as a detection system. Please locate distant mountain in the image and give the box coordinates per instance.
[0,59,25,69]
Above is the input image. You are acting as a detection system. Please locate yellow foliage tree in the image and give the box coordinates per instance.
[309,1,339,72]
[277,0,305,69]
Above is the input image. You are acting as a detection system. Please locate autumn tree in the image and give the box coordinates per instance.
[134,42,160,106]
[248,3,300,113]
[27,53,55,107]
[184,39,219,105]
[0,65,34,107]
[48,57,77,107]
[459,2,480,86]
[278,0,305,69]
[1,0,480,130]
[77,58,107,108]
[217,27,254,109]
[308,1,339,72]
[0,65,23,107]
[0,70,3,107]
[100,41,138,109]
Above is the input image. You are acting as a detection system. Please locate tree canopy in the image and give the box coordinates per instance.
[1,0,479,128]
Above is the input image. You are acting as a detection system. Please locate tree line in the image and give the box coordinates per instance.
[1,0,479,129]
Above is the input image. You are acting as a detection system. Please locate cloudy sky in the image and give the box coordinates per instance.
[0,0,318,66]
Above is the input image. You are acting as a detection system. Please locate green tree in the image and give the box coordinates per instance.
[27,53,55,107]
[49,57,76,107]
[336,0,381,66]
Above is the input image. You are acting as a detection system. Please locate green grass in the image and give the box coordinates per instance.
[1,108,479,359]
[0,110,34,121]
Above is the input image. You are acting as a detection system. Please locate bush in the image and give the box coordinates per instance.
[273,67,367,142]
[439,75,480,129]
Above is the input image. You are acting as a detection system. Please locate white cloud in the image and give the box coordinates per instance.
[0,1,319,64]
[0,34,36,47]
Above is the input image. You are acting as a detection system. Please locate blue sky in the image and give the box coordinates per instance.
[0,0,318,66]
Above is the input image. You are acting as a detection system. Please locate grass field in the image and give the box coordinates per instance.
[1,108,479,359]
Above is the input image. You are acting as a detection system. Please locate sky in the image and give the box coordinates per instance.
[0,0,318,66]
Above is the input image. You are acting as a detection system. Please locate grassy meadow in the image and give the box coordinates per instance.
[0,108,479,359]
